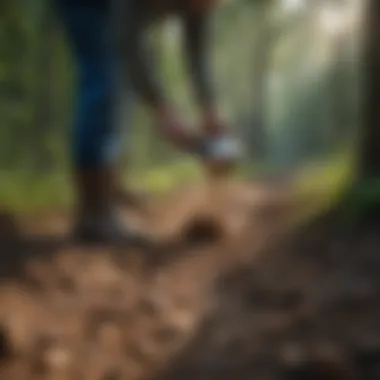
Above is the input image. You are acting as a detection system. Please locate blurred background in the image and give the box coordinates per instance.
[1,2,379,379]
[0,0,364,211]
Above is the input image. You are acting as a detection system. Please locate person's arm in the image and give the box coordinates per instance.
[117,1,165,111]
[183,10,222,133]
[114,0,194,150]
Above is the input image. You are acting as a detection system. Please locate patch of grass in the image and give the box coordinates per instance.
[293,150,355,222]
[0,172,71,213]
[337,177,380,225]
[128,159,202,193]
[0,160,203,214]
[1,149,355,219]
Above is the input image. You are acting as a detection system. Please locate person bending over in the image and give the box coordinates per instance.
[55,0,241,244]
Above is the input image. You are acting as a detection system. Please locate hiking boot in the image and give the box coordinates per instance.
[72,207,150,246]
[71,168,153,246]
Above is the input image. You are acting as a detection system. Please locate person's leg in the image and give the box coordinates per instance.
[56,0,149,243]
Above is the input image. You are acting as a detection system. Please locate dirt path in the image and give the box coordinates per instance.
[0,181,379,379]
[0,181,291,380]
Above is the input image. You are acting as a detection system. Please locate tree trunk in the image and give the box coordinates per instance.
[249,26,271,160]
[246,4,273,161]
[359,0,380,178]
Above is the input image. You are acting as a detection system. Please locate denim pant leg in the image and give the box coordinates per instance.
[56,0,122,170]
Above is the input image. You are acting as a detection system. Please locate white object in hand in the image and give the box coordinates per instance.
[207,136,243,161]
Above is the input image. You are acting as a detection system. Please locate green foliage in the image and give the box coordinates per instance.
[0,0,363,212]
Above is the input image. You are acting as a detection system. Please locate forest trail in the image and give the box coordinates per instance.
[0,180,379,379]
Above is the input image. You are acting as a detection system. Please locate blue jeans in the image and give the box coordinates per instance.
[56,0,129,169]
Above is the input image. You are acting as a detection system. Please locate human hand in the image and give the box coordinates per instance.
[201,108,228,138]
[155,105,196,151]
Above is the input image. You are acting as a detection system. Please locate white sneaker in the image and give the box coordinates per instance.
[205,135,244,162]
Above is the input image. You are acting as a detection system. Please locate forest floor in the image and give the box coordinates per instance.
[0,179,379,380]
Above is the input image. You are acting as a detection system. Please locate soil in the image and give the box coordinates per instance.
[0,180,379,380]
